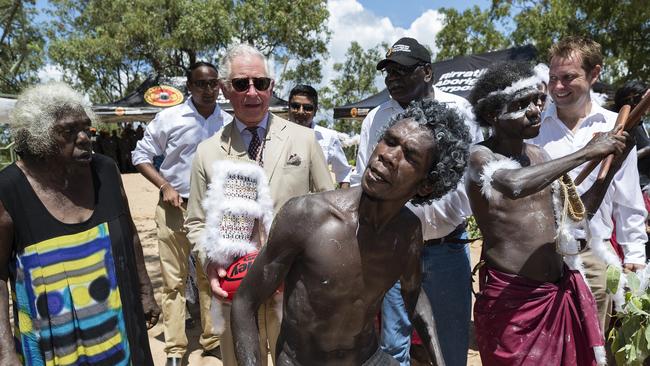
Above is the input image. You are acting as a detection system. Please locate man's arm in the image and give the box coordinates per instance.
[579,139,635,218]
[400,228,445,366]
[350,114,373,186]
[231,198,306,366]
[469,130,627,199]
[328,135,352,188]
[308,134,335,192]
[184,147,213,274]
[135,163,182,207]
[0,202,20,365]
[116,165,160,329]
[131,117,182,207]
[609,145,648,270]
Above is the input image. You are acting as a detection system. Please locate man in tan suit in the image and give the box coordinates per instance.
[185,44,334,366]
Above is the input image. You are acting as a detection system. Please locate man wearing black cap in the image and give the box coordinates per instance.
[351,37,482,366]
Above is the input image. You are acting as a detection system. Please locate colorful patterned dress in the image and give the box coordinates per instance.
[0,154,154,366]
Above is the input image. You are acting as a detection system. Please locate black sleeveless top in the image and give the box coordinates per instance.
[0,154,153,366]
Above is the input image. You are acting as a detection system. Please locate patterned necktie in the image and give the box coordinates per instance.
[246,126,262,162]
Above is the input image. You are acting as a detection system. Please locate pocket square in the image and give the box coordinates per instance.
[286,153,302,166]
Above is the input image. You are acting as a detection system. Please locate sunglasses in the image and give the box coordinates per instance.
[230,77,272,92]
[381,64,425,77]
[289,102,315,112]
[192,79,219,90]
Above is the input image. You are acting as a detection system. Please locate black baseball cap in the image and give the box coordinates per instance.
[376,37,432,70]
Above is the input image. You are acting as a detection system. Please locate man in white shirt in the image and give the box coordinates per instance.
[132,61,233,366]
[529,36,648,332]
[287,84,352,188]
[351,37,482,366]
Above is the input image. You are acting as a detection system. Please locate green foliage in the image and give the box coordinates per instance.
[319,41,386,164]
[435,0,650,84]
[46,0,329,102]
[435,5,509,61]
[465,215,482,240]
[607,266,650,365]
[0,0,45,93]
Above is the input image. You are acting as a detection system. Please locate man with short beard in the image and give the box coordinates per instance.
[0,83,159,366]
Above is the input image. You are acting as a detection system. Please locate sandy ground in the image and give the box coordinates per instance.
[122,172,483,366]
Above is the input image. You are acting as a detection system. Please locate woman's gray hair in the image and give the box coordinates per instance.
[10,82,96,158]
[219,44,273,82]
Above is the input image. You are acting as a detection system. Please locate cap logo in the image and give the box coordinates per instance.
[392,44,411,53]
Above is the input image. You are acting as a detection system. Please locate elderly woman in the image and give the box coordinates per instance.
[0,83,159,365]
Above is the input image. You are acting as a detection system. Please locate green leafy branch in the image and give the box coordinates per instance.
[607,266,650,365]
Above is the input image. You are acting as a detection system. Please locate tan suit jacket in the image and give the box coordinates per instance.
[185,113,334,265]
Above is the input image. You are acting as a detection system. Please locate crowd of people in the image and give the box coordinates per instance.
[91,124,145,173]
[0,34,648,366]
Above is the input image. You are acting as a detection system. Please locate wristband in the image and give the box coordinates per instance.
[159,182,170,191]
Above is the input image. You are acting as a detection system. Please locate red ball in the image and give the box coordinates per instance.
[219,251,258,300]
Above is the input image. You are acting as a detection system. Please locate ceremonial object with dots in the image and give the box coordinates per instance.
[219,173,260,241]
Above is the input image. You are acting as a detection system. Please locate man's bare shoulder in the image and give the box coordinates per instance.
[468,143,498,180]
[281,188,359,223]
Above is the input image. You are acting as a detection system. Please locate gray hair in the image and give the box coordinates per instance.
[220,44,273,82]
[10,82,96,158]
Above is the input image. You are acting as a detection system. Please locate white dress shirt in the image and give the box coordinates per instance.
[132,97,232,197]
[528,101,648,264]
[351,87,484,240]
[312,124,352,183]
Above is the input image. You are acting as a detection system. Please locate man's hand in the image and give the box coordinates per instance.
[608,131,636,174]
[161,184,182,208]
[583,125,628,160]
[141,290,161,329]
[623,263,646,273]
[206,261,229,300]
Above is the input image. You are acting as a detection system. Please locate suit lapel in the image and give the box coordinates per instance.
[220,123,248,159]
[263,114,288,180]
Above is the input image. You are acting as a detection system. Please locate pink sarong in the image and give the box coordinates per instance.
[474,265,604,366]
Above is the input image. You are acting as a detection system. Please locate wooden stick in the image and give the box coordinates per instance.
[596,105,631,181]
[574,91,650,185]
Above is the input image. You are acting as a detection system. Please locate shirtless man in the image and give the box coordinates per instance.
[230,99,471,366]
[466,62,631,366]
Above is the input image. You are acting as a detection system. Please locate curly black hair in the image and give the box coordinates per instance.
[384,98,471,205]
[468,61,535,127]
[614,80,648,112]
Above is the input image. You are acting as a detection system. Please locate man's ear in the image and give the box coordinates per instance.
[589,65,602,85]
[269,79,275,94]
[423,64,433,83]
